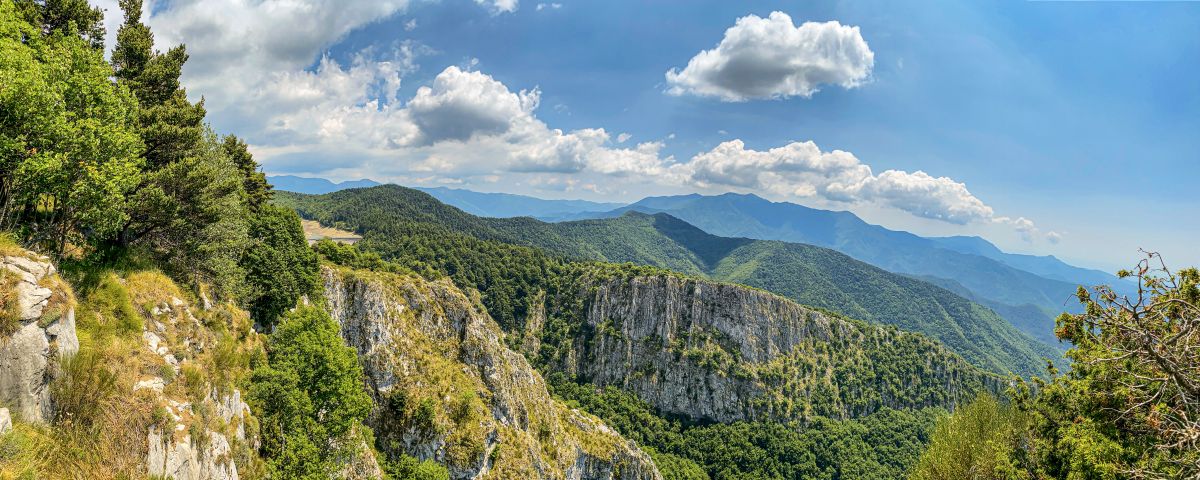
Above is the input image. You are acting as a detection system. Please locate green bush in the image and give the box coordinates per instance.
[249,305,373,477]
[386,453,450,480]
[241,205,319,326]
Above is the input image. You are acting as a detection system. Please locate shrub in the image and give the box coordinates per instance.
[240,205,319,327]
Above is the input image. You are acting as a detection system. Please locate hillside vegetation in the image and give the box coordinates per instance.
[278,185,1058,377]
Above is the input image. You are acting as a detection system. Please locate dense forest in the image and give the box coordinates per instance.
[2,1,1198,479]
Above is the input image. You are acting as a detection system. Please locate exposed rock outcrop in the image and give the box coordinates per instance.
[544,275,996,423]
[128,274,256,480]
[147,426,239,480]
[0,251,77,423]
[0,407,11,435]
[323,266,661,480]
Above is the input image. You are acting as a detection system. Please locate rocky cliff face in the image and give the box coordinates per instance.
[540,275,994,423]
[128,274,256,480]
[322,266,662,480]
[0,251,77,423]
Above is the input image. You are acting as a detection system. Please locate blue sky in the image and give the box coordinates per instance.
[99,0,1199,270]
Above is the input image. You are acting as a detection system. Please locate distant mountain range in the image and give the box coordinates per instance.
[269,176,621,218]
[268,176,1123,348]
[561,193,1126,348]
[268,175,381,194]
[412,186,624,218]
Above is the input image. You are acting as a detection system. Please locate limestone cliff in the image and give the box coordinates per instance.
[322,266,662,480]
[538,274,997,423]
[0,250,77,423]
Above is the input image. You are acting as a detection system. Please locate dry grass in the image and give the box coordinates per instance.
[301,219,361,241]
[0,232,23,257]
[0,267,268,479]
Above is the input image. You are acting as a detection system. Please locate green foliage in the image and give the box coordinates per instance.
[548,374,941,480]
[223,135,272,211]
[646,448,710,480]
[249,305,373,477]
[912,254,1200,479]
[908,394,1029,480]
[0,0,143,252]
[14,0,105,49]
[129,131,251,298]
[241,205,319,326]
[385,454,452,480]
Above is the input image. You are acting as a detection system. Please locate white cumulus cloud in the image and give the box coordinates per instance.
[678,140,996,225]
[666,12,874,101]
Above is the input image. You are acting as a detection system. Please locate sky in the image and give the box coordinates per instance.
[90,0,1200,271]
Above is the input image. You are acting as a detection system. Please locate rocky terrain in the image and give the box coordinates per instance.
[323,265,662,480]
[0,250,77,423]
[0,248,263,479]
[539,274,997,422]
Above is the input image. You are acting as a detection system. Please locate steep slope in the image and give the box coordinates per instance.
[276,185,1056,377]
[533,213,1060,377]
[322,264,662,480]
[1,250,77,423]
[534,272,996,423]
[0,247,265,479]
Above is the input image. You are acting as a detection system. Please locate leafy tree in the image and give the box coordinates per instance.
[249,305,373,477]
[912,253,1200,479]
[224,135,272,210]
[0,0,143,253]
[131,131,250,298]
[14,0,105,49]
[385,454,451,480]
[241,205,319,326]
[908,394,1029,480]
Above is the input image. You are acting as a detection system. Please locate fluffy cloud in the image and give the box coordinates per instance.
[666,12,874,101]
[407,67,540,145]
[248,61,670,177]
[104,0,1050,240]
[679,140,996,225]
[478,0,519,14]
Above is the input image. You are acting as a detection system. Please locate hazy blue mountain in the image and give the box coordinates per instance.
[413,186,625,218]
[928,235,1119,287]
[268,175,381,194]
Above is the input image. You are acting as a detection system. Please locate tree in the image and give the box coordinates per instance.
[14,0,105,49]
[908,394,1029,480]
[128,131,250,298]
[0,0,143,253]
[249,305,373,477]
[223,135,272,211]
[912,253,1200,480]
[241,205,319,326]
[1051,253,1200,478]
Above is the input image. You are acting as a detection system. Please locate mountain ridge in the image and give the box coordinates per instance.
[276,185,1060,377]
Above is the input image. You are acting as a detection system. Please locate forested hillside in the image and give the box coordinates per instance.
[278,185,1058,377]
